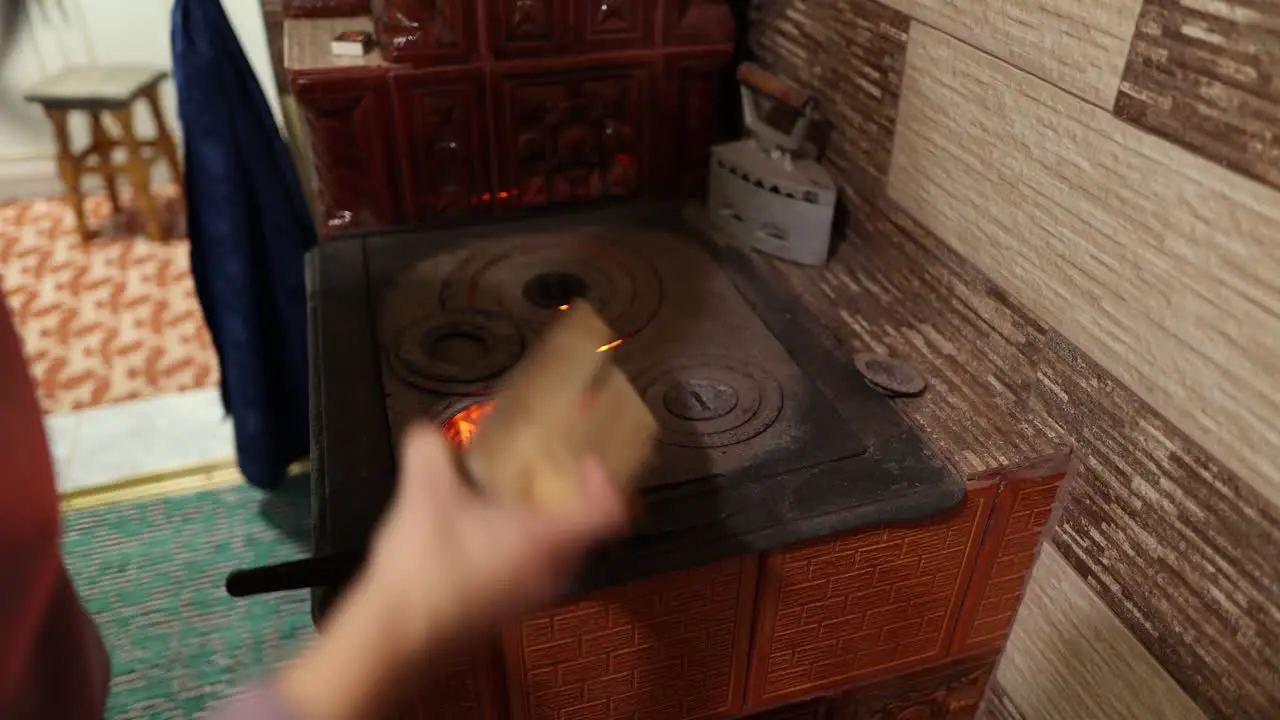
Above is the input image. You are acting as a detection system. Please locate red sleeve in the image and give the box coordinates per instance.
[0,284,109,717]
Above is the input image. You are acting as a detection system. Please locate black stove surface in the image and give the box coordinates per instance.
[370,224,864,489]
[306,203,962,620]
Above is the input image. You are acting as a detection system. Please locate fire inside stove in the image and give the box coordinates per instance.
[442,337,624,448]
[380,228,869,490]
[443,400,495,448]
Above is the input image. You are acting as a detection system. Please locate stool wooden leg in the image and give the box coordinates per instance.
[91,112,121,212]
[110,105,165,243]
[44,108,90,242]
[143,87,183,188]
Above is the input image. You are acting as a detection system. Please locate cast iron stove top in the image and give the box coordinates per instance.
[373,224,862,487]
[303,204,961,619]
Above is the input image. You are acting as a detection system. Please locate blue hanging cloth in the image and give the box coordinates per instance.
[172,0,316,490]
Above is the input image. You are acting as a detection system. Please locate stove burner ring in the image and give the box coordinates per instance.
[638,358,783,448]
[440,239,661,341]
[522,271,588,310]
[389,310,523,394]
[663,379,739,421]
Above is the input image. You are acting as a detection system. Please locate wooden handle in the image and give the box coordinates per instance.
[737,62,814,110]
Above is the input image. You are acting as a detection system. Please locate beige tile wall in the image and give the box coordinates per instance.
[996,548,1205,719]
[890,23,1280,510]
[752,0,1280,717]
[879,0,1143,106]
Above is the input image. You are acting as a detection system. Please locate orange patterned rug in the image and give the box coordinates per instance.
[0,187,220,414]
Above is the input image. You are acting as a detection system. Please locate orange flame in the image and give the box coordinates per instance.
[442,400,495,448]
[441,332,625,449]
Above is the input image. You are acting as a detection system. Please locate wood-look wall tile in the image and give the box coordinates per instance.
[977,679,1026,719]
[748,0,834,89]
[877,0,1143,107]
[750,0,910,198]
[1033,334,1280,719]
[993,547,1206,720]
[761,190,1067,481]
[768,188,1241,719]
[884,24,1280,717]
[889,22,1280,512]
[1115,0,1280,190]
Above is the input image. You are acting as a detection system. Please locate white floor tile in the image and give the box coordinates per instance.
[43,411,82,482]
[47,388,236,494]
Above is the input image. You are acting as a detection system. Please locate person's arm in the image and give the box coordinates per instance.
[211,427,629,720]
[0,286,111,719]
[211,578,417,720]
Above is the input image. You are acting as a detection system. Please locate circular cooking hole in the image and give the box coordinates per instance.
[389,310,524,392]
[663,379,739,421]
[522,271,589,310]
[427,331,489,366]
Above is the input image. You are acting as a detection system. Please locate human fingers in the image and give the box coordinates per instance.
[526,457,631,562]
[467,458,629,565]
[395,423,467,505]
[567,456,631,538]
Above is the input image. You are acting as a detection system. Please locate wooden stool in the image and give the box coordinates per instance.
[23,67,184,243]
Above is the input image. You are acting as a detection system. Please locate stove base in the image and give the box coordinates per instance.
[395,459,1067,720]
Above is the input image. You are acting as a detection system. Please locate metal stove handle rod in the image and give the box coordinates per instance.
[226,450,475,598]
[225,550,363,597]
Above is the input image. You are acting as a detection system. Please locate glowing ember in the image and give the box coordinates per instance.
[440,328,625,448]
[551,305,624,352]
[442,400,495,448]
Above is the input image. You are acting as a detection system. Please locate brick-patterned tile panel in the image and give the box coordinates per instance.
[952,473,1067,655]
[1115,0,1280,191]
[743,697,831,719]
[829,649,1000,720]
[402,649,503,719]
[747,482,997,706]
[505,556,758,720]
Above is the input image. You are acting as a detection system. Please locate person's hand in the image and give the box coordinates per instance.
[276,424,631,720]
[363,423,631,650]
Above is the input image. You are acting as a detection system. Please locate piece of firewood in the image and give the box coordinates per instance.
[464,304,657,511]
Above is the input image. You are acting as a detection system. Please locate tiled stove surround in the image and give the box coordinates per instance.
[305,206,1075,720]
[750,0,1280,717]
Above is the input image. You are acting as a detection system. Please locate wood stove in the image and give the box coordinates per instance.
[277,3,1071,718]
[302,204,1071,719]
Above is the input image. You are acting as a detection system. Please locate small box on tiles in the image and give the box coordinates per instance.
[330,31,374,57]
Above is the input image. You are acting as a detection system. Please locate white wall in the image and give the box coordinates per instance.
[0,0,281,196]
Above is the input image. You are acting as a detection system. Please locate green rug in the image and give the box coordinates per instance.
[63,477,316,719]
